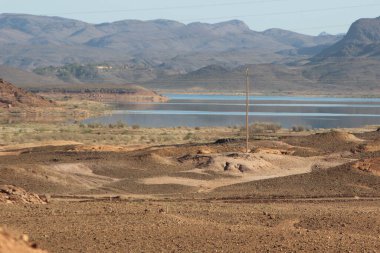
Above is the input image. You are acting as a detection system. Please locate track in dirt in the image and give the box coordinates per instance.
[1,129,380,197]
[1,129,380,253]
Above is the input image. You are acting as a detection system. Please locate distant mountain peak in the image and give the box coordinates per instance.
[318,32,331,36]
[152,19,184,26]
[219,19,247,26]
[187,19,250,32]
[0,14,342,70]
[315,16,380,59]
[214,19,249,30]
[346,17,380,42]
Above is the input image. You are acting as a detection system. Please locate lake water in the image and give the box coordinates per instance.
[83,94,380,129]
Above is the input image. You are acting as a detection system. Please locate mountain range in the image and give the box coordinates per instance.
[148,16,380,94]
[315,17,380,59]
[0,14,380,94]
[0,13,342,71]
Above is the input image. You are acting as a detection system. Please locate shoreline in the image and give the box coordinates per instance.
[154,89,380,98]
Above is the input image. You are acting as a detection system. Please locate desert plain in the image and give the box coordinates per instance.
[1,110,380,252]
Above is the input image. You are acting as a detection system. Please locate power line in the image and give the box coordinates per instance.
[41,2,380,23]
[178,3,380,22]
[5,3,375,37]
[31,4,378,39]
[289,24,350,32]
[47,0,291,16]
[49,77,380,84]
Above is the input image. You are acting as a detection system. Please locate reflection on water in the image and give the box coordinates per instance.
[83,94,380,128]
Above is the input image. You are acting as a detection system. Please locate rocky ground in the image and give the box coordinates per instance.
[1,199,380,253]
[0,185,46,204]
[0,129,380,252]
[0,227,47,253]
[0,79,54,109]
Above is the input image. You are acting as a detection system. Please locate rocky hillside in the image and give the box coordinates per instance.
[147,59,380,94]
[0,79,54,108]
[315,16,380,59]
[0,65,65,88]
[147,17,380,94]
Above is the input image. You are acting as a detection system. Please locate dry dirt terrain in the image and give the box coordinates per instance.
[0,79,54,109]
[0,227,47,253]
[1,129,380,252]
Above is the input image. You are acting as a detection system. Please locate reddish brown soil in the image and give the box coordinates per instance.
[0,227,47,253]
[38,88,168,103]
[1,130,380,252]
[281,130,364,155]
[0,200,379,253]
[0,185,46,204]
[353,157,380,176]
[0,79,54,108]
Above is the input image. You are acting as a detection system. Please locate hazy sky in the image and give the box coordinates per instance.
[1,0,379,35]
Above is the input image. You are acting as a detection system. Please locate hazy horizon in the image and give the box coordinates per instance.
[1,0,379,35]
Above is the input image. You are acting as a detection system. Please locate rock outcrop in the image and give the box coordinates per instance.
[0,79,54,108]
[0,227,48,253]
[0,185,46,204]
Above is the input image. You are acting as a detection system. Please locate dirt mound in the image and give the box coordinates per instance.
[283,130,364,154]
[177,152,318,175]
[73,144,147,153]
[0,79,54,108]
[0,227,47,253]
[310,131,363,143]
[0,141,81,153]
[142,151,350,192]
[0,185,46,204]
[363,140,380,152]
[353,158,380,176]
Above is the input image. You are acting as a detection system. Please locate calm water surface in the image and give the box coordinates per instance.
[83,94,380,128]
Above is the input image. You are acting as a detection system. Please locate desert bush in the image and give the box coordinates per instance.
[116,121,126,128]
[291,125,310,132]
[81,128,93,134]
[249,122,282,134]
[35,127,48,132]
[107,121,126,129]
[121,130,129,135]
[87,123,102,128]
[34,135,43,141]
[132,124,140,129]
[183,133,194,140]
[163,136,174,142]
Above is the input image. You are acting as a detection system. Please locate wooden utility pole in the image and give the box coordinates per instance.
[245,68,250,153]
